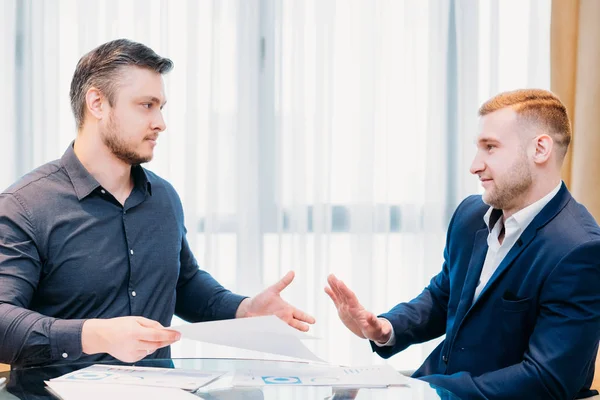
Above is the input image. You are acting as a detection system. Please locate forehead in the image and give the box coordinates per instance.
[115,66,166,101]
[476,107,520,142]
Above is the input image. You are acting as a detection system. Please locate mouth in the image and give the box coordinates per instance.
[480,178,493,188]
[145,136,158,147]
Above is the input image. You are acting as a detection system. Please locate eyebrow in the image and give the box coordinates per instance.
[475,137,500,146]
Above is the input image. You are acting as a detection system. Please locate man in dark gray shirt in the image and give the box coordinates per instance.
[0,39,315,368]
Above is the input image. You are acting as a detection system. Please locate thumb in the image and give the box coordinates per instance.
[136,317,164,329]
[271,271,295,294]
[367,313,380,327]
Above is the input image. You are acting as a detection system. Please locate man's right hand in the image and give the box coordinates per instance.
[324,274,392,344]
[81,316,181,363]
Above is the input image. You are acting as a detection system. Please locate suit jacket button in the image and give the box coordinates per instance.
[442,355,448,363]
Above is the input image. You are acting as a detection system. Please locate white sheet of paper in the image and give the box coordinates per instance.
[232,364,409,388]
[45,381,200,400]
[50,364,224,391]
[174,315,324,363]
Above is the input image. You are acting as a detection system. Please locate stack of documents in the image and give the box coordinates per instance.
[48,364,224,390]
[45,381,199,400]
[45,364,223,399]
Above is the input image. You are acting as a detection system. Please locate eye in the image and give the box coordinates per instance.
[486,144,496,151]
[142,103,152,109]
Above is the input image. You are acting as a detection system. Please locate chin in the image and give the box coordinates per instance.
[140,148,155,160]
[131,152,153,165]
[482,192,495,207]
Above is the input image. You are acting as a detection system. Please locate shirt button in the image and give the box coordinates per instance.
[442,355,448,363]
[132,291,137,297]
[100,189,106,194]
[62,352,68,359]
[130,249,134,255]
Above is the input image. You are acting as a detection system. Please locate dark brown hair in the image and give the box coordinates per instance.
[69,39,173,129]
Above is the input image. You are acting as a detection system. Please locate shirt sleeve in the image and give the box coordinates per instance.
[368,197,478,359]
[0,193,85,367]
[175,231,247,322]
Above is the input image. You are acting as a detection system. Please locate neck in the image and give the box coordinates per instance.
[502,175,561,219]
[74,129,134,202]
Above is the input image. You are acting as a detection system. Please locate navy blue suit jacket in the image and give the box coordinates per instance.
[373,184,600,399]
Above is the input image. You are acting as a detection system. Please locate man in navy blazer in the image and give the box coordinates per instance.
[326,89,600,399]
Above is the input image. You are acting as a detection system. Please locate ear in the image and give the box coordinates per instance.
[84,87,106,121]
[531,134,553,165]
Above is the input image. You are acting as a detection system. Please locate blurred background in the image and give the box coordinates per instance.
[1,0,599,371]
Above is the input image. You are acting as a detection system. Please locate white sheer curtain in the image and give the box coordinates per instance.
[0,0,550,370]
[253,0,550,369]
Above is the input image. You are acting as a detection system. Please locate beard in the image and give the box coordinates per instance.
[100,113,153,165]
[482,153,533,210]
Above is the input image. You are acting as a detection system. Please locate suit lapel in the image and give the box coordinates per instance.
[453,228,488,332]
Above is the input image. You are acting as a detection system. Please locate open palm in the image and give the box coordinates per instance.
[242,271,316,332]
[324,274,390,342]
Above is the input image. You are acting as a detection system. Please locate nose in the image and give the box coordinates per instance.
[152,111,166,132]
[470,152,485,176]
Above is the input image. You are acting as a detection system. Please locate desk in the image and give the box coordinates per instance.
[0,358,460,400]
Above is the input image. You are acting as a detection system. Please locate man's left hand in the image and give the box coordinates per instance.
[235,271,316,332]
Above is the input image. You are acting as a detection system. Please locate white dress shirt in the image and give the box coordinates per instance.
[376,182,562,347]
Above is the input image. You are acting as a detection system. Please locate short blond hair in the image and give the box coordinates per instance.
[479,89,571,160]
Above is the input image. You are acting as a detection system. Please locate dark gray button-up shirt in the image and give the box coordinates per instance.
[0,144,245,367]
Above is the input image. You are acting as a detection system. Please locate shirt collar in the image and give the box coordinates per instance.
[61,142,152,201]
[483,181,563,232]
[483,207,503,232]
[132,164,153,196]
[61,142,101,200]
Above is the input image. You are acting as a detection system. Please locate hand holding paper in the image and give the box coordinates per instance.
[82,316,181,363]
[236,271,316,332]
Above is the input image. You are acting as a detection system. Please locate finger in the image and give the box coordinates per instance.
[138,327,181,343]
[292,308,316,324]
[362,314,384,336]
[328,276,347,305]
[330,276,354,307]
[336,279,361,308]
[270,271,295,294]
[377,317,392,337]
[287,318,310,332]
[331,280,350,307]
[363,316,388,342]
[327,274,341,292]
[326,275,342,299]
[324,286,341,307]
[140,339,178,350]
[329,274,345,290]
